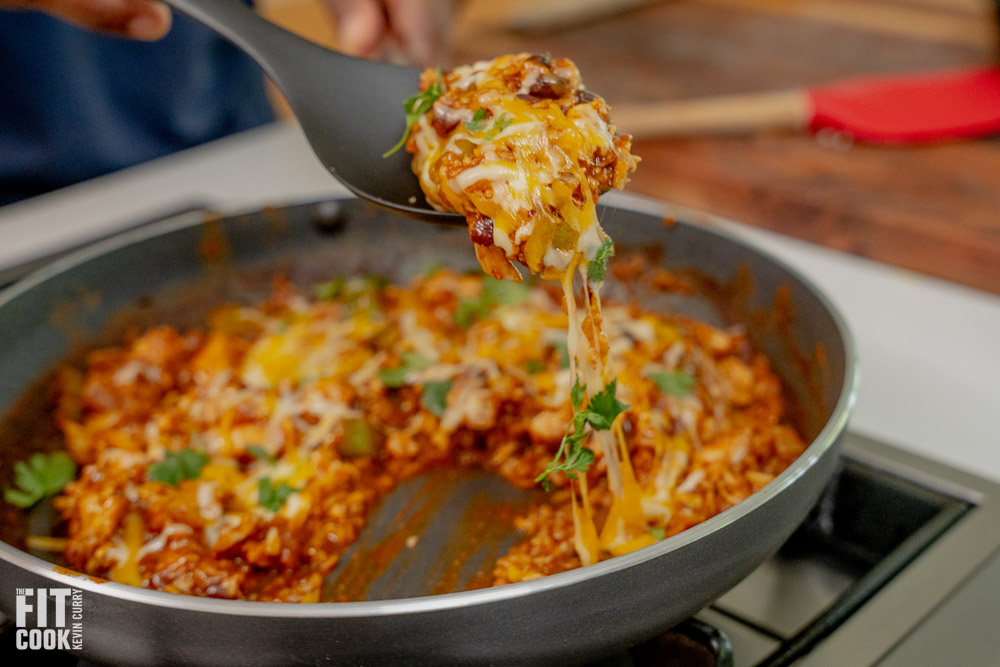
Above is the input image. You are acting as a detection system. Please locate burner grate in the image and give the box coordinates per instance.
[694,433,980,666]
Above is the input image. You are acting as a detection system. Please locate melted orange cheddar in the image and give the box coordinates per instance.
[406,53,637,282]
[49,270,806,598]
[404,53,647,564]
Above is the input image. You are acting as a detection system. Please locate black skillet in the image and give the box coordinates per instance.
[0,195,856,665]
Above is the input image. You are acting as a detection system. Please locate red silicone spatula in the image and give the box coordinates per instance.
[612,66,1000,145]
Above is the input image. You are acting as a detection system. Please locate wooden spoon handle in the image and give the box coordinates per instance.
[611,89,812,139]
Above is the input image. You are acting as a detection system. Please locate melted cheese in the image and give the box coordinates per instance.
[406,53,649,565]
[563,244,650,560]
[109,511,145,587]
[408,53,637,282]
[571,477,600,566]
[137,523,193,560]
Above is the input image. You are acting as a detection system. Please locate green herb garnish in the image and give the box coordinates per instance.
[314,275,389,305]
[583,379,629,429]
[535,379,630,490]
[247,445,277,465]
[466,110,514,139]
[587,239,614,283]
[482,276,530,305]
[313,277,345,300]
[421,380,453,417]
[147,450,209,486]
[649,527,666,541]
[258,477,297,512]
[383,68,444,158]
[421,259,444,276]
[455,276,530,328]
[525,360,546,375]
[341,419,377,458]
[3,452,76,509]
[648,370,697,397]
[484,113,513,140]
[464,107,489,132]
[570,378,586,409]
[454,298,491,329]
[379,352,434,388]
[538,441,595,492]
[554,340,570,369]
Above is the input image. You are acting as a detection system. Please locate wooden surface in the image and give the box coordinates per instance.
[267,0,1000,294]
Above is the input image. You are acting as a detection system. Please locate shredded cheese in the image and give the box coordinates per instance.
[405,52,652,563]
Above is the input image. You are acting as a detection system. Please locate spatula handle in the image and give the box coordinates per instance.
[611,89,811,139]
[160,0,339,82]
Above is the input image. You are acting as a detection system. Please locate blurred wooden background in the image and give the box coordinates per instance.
[260,0,1000,295]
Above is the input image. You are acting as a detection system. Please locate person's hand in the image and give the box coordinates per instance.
[0,0,172,40]
[321,0,453,67]
[0,0,452,61]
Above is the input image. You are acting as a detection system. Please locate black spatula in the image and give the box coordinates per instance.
[161,0,465,224]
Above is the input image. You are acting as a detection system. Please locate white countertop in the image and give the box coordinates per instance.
[2,120,998,482]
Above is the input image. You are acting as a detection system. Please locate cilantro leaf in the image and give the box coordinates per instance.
[481,276,529,306]
[570,379,586,409]
[464,107,489,132]
[3,452,76,509]
[421,259,444,276]
[586,379,629,429]
[535,430,594,492]
[379,352,433,388]
[525,360,546,374]
[579,410,613,431]
[421,380,453,417]
[404,352,434,370]
[465,110,514,139]
[484,113,513,140]
[587,239,614,283]
[341,419,377,458]
[649,527,666,541]
[258,477,297,512]
[12,462,41,497]
[384,68,444,157]
[649,370,697,397]
[4,488,37,508]
[554,340,570,369]
[147,450,209,486]
[247,445,277,465]
[313,277,345,300]
[560,443,595,480]
[454,298,491,329]
[454,276,529,328]
[378,367,409,388]
[535,379,627,490]
[314,276,388,309]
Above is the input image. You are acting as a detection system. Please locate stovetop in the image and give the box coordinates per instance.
[613,427,1000,666]
[4,430,999,666]
[592,428,1000,666]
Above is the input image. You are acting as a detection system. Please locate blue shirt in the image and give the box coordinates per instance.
[0,9,274,206]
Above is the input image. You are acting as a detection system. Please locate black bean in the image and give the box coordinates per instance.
[529,72,569,99]
[470,217,495,246]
